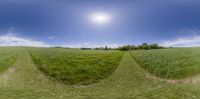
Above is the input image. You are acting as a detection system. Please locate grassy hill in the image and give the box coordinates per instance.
[0,47,200,99]
[132,48,200,79]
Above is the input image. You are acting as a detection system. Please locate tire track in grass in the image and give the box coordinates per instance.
[0,65,17,88]
[130,52,200,85]
[77,52,200,99]
[0,48,65,90]
[0,51,200,98]
[144,69,200,84]
[74,52,159,98]
[0,51,188,99]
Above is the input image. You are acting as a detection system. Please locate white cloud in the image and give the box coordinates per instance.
[0,29,122,48]
[61,42,123,48]
[160,35,200,47]
[0,29,50,47]
[160,29,200,47]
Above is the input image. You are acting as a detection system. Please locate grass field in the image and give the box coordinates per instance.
[0,47,21,73]
[1,47,200,99]
[132,48,200,79]
[28,47,124,84]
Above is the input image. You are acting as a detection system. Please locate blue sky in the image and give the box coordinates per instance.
[0,0,200,47]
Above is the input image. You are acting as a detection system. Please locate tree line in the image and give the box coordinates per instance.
[53,43,164,51]
[117,43,164,51]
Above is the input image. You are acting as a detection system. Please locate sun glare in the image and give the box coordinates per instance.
[90,13,111,25]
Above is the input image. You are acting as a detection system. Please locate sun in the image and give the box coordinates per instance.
[90,13,111,25]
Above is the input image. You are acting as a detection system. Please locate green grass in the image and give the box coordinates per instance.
[1,47,200,99]
[132,48,200,79]
[0,47,20,73]
[28,47,124,84]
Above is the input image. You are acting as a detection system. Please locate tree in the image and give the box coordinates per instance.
[118,45,130,51]
[129,45,137,50]
[137,45,143,50]
[142,43,149,50]
[149,43,159,49]
[118,43,163,51]
[105,46,108,50]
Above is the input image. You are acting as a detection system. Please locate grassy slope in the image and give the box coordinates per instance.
[0,48,200,98]
[28,48,123,84]
[132,48,200,79]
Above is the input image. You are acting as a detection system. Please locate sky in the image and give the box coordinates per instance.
[1,0,200,47]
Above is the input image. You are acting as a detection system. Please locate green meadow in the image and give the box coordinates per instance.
[132,48,200,79]
[0,47,21,73]
[28,47,124,84]
[0,47,200,99]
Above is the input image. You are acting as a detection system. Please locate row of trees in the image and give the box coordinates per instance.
[53,43,164,51]
[118,43,164,51]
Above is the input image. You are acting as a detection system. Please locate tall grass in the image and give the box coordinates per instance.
[0,47,21,73]
[131,48,200,79]
[28,47,124,84]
